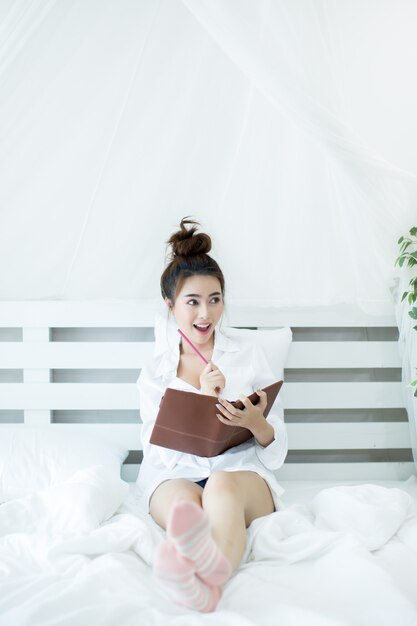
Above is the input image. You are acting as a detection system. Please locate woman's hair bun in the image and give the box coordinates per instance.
[160,215,225,304]
[167,216,211,258]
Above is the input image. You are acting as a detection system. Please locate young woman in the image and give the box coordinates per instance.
[136,217,288,612]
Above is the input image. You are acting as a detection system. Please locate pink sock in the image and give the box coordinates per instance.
[166,500,233,586]
[153,538,221,613]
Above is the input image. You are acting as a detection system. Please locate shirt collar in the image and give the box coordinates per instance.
[153,311,240,380]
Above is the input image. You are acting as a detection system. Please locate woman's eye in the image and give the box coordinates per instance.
[187,298,221,305]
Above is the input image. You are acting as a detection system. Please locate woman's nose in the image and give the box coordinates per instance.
[198,304,208,317]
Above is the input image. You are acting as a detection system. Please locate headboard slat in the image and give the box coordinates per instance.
[0,340,400,369]
[0,381,403,410]
[0,422,409,451]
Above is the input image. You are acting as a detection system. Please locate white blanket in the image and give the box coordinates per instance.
[0,467,416,626]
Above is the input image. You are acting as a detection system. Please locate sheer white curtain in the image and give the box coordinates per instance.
[395,265,417,468]
[182,0,417,313]
[0,0,416,310]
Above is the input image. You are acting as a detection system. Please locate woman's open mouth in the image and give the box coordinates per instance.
[193,323,212,335]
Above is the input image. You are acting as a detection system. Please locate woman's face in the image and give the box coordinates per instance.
[166,275,224,351]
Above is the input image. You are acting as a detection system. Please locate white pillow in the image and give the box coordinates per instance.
[0,464,129,535]
[222,326,292,380]
[153,309,292,379]
[0,427,129,502]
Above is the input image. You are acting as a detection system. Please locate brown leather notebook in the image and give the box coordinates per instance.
[149,380,283,457]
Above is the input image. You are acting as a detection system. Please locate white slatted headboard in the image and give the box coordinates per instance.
[0,301,414,482]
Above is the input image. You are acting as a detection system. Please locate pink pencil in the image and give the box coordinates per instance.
[177,328,209,364]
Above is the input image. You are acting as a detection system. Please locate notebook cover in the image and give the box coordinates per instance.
[149,380,283,457]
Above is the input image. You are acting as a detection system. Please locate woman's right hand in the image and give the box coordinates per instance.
[200,361,226,397]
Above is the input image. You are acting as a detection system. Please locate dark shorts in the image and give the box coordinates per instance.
[194,478,208,489]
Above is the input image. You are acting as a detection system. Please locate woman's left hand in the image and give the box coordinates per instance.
[215,389,267,434]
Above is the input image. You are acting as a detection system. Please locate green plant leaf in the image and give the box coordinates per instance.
[407,257,417,267]
[398,256,406,267]
[411,251,417,260]
[400,240,413,254]
[409,307,417,319]
[398,236,404,244]
[401,291,409,302]
[410,226,417,237]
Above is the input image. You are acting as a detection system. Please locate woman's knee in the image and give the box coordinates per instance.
[203,471,243,500]
[204,471,275,525]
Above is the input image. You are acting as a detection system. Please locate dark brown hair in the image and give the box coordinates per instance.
[160,217,225,306]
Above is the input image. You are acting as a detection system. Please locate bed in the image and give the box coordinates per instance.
[0,300,416,626]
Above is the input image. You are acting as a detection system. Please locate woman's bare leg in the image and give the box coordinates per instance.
[150,479,221,612]
[149,478,203,529]
[202,470,275,570]
[149,471,275,575]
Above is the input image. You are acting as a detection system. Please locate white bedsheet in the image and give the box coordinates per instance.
[0,467,416,626]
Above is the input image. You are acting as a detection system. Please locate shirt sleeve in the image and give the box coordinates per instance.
[136,366,158,454]
[251,340,288,471]
[136,365,183,470]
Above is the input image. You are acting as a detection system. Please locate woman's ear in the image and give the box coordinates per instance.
[165,297,172,311]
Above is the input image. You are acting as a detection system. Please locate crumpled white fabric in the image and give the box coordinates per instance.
[0,478,417,626]
[244,481,417,560]
[311,483,416,551]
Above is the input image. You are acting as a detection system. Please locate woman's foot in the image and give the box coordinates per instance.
[166,500,233,586]
[153,538,221,613]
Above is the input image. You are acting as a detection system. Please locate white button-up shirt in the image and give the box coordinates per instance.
[135,320,288,514]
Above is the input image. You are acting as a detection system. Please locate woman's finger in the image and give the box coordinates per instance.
[256,389,268,409]
[216,413,234,425]
[237,395,253,410]
[216,400,240,419]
